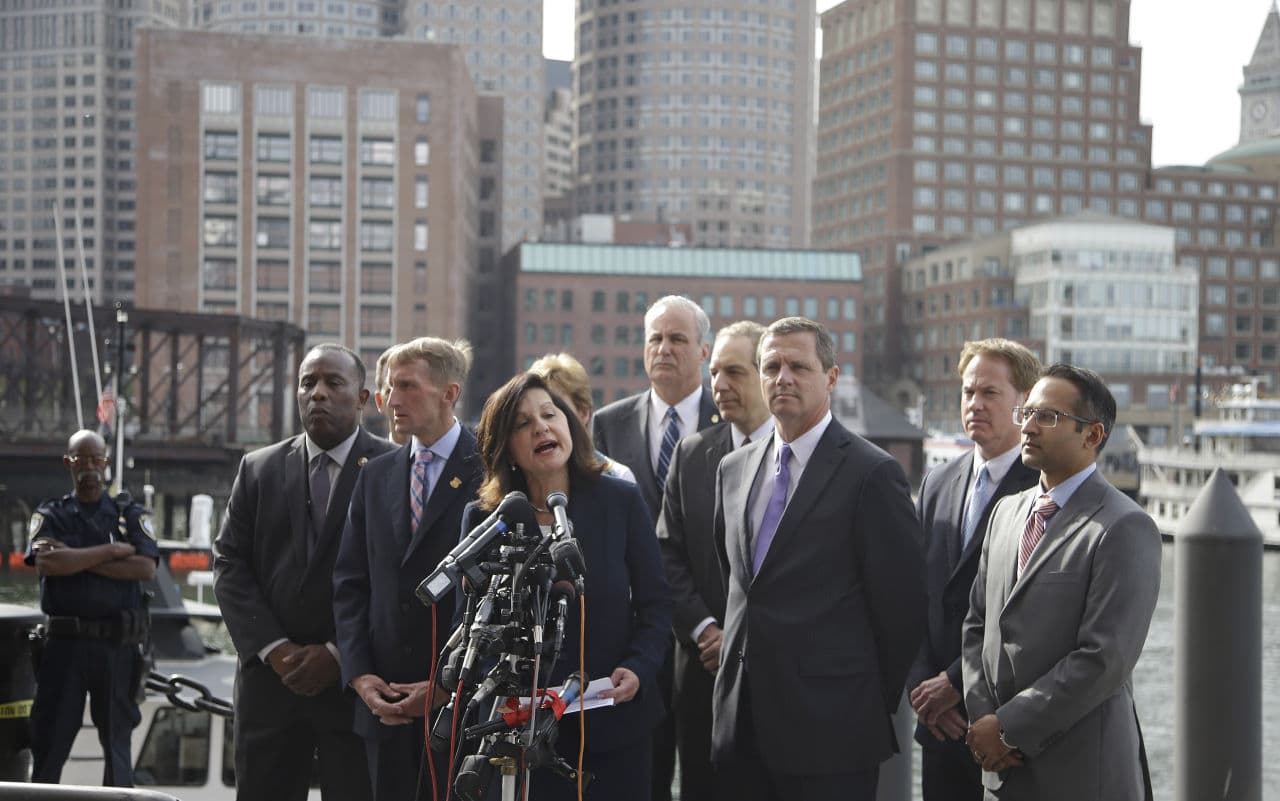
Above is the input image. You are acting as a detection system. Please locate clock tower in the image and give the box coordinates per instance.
[1240,3,1280,143]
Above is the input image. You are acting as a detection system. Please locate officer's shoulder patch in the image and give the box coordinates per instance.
[139,513,156,539]
[28,512,45,538]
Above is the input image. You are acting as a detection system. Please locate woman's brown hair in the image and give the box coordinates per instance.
[475,372,605,511]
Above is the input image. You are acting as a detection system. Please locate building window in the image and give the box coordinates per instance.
[257,133,291,162]
[256,259,289,291]
[361,138,395,166]
[414,177,429,209]
[306,175,341,207]
[257,175,290,206]
[309,135,343,164]
[254,85,293,116]
[308,303,340,335]
[360,177,394,209]
[202,258,236,290]
[309,261,341,292]
[256,217,289,249]
[203,217,237,247]
[203,172,238,204]
[308,87,344,119]
[360,221,394,252]
[308,220,342,251]
[360,304,392,336]
[414,138,430,166]
[414,222,428,251]
[202,83,240,114]
[204,131,238,160]
[359,90,396,122]
[415,93,430,123]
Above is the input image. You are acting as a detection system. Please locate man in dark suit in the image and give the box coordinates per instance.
[592,294,717,801]
[333,337,483,801]
[658,320,772,801]
[712,317,926,801]
[215,343,394,801]
[962,364,1161,800]
[907,339,1041,801]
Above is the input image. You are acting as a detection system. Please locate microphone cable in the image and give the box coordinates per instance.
[578,591,585,801]
[424,605,439,801]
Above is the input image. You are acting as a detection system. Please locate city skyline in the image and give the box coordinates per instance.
[543,0,1272,169]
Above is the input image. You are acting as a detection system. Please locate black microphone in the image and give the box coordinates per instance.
[549,580,576,659]
[545,492,587,585]
[416,491,533,605]
[466,658,513,714]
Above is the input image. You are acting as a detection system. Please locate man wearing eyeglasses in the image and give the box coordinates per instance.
[25,429,159,786]
[961,364,1161,801]
[907,339,1041,801]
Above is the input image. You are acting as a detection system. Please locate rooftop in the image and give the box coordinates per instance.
[516,242,861,281]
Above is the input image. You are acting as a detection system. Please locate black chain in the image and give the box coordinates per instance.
[145,671,235,718]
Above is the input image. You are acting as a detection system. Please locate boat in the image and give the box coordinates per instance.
[1137,378,1280,546]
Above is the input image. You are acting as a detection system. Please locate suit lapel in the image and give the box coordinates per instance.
[402,430,476,566]
[303,429,373,575]
[735,439,770,578]
[631,393,660,504]
[284,436,308,570]
[698,391,720,430]
[1006,473,1106,604]
[943,459,971,573]
[386,443,413,553]
[753,422,851,581]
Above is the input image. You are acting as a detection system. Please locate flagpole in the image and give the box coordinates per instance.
[53,210,85,430]
[72,201,104,405]
[113,303,128,496]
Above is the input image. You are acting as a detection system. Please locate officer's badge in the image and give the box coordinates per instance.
[140,514,156,539]
[357,456,369,467]
[28,512,44,538]
[449,477,462,489]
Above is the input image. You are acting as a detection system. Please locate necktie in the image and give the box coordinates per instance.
[740,435,751,447]
[410,447,434,531]
[961,465,992,550]
[1017,494,1059,578]
[308,452,332,555]
[752,443,793,575]
[656,407,681,489]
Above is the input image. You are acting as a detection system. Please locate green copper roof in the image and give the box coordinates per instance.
[517,243,861,282]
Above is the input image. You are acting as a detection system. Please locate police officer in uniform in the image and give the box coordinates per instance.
[25,429,158,786]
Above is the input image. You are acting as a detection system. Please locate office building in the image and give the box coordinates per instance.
[0,0,185,302]
[573,0,816,248]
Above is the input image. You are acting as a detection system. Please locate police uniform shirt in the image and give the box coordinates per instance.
[25,494,159,618]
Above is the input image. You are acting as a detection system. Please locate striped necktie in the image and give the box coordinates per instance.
[1017,494,1059,578]
[656,407,681,488]
[410,447,434,531]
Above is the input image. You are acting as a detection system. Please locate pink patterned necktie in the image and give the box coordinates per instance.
[410,447,434,531]
[1017,494,1059,578]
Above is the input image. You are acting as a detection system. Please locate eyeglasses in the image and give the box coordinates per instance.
[67,455,109,466]
[1012,406,1099,428]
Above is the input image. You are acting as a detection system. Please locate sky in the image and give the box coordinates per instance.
[541,0,1273,168]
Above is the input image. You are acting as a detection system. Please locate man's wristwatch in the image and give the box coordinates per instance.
[998,728,1017,751]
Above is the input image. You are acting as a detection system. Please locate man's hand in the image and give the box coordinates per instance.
[598,667,639,704]
[965,713,1024,773]
[106,541,137,560]
[351,674,411,725]
[696,624,723,673]
[928,707,969,741]
[279,645,340,696]
[386,680,449,719]
[910,671,963,736]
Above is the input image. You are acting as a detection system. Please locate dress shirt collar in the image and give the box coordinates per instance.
[412,418,462,462]
[305,428,359,468]
[972,443,1022,488]
[732,418,774,450]
[1041,462,1096,510]
[650,386,703,432]
[770,410,832,473]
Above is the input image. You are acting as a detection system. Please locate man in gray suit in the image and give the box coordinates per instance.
[593,294,718,801]
[962,363,1161,800]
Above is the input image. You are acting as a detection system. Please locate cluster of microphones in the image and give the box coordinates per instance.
[414,491,592,800]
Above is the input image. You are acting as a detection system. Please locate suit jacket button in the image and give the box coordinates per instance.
[736,651,744,662]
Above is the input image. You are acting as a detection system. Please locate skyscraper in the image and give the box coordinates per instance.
[573,0,816,248]
[814,0,1152,397]
[0,0,186,303]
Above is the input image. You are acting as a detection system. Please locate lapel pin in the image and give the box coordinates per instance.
[450,477,462,489]
[712,414,720,424]
[357,456,369,467]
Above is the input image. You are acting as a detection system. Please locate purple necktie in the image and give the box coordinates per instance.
[752,443,793,575]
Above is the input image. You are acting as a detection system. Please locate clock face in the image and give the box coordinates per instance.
[1252,100,1268,122]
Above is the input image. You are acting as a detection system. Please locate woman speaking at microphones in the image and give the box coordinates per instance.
[464,372,671,801]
